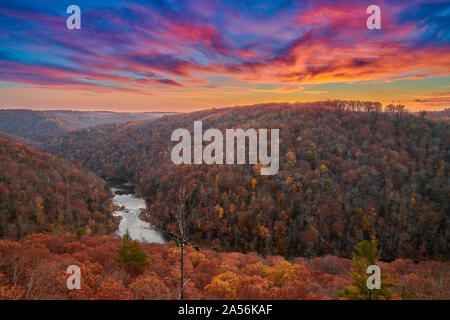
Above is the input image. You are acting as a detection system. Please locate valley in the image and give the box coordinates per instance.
[1,0,448,304]
[42,102,449,260]
[0,101,448,300]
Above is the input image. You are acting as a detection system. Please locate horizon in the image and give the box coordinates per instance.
[0,107,180,113]
[0,0,449,112]
[1,100,449,114]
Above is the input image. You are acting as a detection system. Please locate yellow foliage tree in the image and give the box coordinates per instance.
[218,207,224,219]
[251,178,257,189]
[205,271,240,299]
[264,261,297,287]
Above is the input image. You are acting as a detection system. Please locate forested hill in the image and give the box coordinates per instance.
[0,138,116,238]
[0,131,39,149]
[423,108,450,121]
[0,109,173,143]
[43,101,449,260]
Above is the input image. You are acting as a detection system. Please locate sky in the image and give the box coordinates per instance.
[0,0,449,112]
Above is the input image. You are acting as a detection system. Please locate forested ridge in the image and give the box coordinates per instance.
[0,138,116,238]
[43,101,450,260]
[0,109,171,143]
[0,131,39,149]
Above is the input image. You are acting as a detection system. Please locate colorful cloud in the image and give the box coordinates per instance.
[0,0,449,111]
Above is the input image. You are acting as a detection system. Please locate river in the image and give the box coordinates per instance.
[109,179,167,243]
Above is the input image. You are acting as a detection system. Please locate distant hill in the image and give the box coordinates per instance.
[422,108,450,121]
[0,109,175,143]
[0,131,39,149]
[43,101,449,260]
[0,137,116,238]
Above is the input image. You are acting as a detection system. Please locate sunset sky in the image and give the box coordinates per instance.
[0,0,449,112]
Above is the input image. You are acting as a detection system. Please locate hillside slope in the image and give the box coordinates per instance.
[43,101,450,260]
[0,109,173,143]
[0,131,39,149]
[0,138,116,238]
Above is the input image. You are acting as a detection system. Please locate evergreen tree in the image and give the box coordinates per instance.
[338,238,396,300]
[116,231,149,274]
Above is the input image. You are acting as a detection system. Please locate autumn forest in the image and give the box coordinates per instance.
[0,101,448,300]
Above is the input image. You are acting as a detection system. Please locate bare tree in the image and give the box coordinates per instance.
[173,186,194,300]
[147,185,196,300]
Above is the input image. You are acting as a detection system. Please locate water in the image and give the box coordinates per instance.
[109,179,166,243]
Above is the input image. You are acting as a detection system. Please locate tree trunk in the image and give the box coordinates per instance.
[180,241,184,300]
